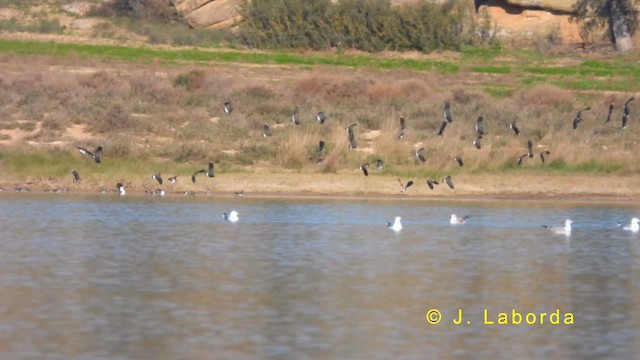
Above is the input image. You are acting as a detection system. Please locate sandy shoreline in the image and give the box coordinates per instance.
[2,172,640,204]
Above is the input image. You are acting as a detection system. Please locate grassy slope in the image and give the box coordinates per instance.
[0,38,639,197]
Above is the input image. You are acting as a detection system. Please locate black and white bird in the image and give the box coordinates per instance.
[152,173,163,185]
[235,190,244,197]
[168,176,178,184]
[540,150,550,164]
[398,177,414,193]
[398,116,406,139]
[192,162,215,183]
[605,103,614,123]
[386,216,402,232]
[262,123,271,137]
[71,169,80,183]
[359,163,370,176]
[444,101,453,123]
[527,139,534,158]
[517,154,528,166]
[509,121,520,136]
[223,101,233,114]
[475,115,485,136]
[450,214,470,225]
[375,159,384,169]
[316,111,327,124]
[454,156,464,167]
[618,217,639,233]
[443,175,454,189]
[116,182,126,196]
[543,219,572,236]
[317,140,326,156]
[76,145,103,163]
[223,210,239,222]
[291,105,300,125]
[437,120,448,136]
[426,178,439,190]
[622,97,634,129]
[346,123,357,149]
[415,147,426,163]
[572,107,591,130]
[473,135,482,150]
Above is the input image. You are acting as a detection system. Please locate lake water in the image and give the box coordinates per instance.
[0,193,639,359]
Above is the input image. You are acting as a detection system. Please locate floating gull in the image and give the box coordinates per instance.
[426,178,439,190]
[443,175,454,189]
[542,219,572,236]
[386,216,402,232]
[509,121,520,136]
[224,101,233,114]
[415,147,426,163]
[359,163,370,176]
[454,156,464,167]
[450,214,470,225]
[605,103,614,123]
[572,107,591,130]
[71,169,80,183]
[223,210,239,222]
[117,182,126,196]
[618,217,639,233]
[316,111,327,124]
[398,177,414,193]
[76,145,103,163]
[152,173,163,185]
[192,162,215,183]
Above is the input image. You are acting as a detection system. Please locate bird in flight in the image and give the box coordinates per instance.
[291,105,300,125]
[398,116,406,139]
[572,107,591,130]
[224,101,233,114]
[316,111,327,124]
[398,177,414,193]
[443,175,454,189]
[152,173,163,185]
[346,123,357,149]
[415,147,426,163]
[192,162,215,183]
[359,163,370,176]
[71,169,80,183]
[509,121,520,136]
[76,145,103,163]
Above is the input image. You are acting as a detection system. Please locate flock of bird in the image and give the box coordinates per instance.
[15,95,640,228]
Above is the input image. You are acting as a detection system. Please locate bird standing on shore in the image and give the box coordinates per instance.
[605,103,614,123]
[572,107,591,130]
[622,97,634,129]
[224,101,233,114]
[444,101,453,123]
[152,173,163,185]
[359,163,370,176]
[540,150,551,164]
[473,135,482,150]
[426,178,439,190]
[398,116,406,139]
[316,111,327,124]
[168,176,178,184]
[398,178,414,193]
[76,145,103,163]
[291,105,300,125]
[475,115,485,136]
[509,122,520,136]
[415,147,426,163]
[443,175,454,189]
[262,123,271,137]
[454,156,464,167]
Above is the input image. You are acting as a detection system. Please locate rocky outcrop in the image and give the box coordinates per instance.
[170,0,242,29]
[499,0,577,13]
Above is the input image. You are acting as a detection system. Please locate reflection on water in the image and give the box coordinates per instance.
[0,193,639,359]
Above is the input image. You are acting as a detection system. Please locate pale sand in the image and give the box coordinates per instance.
[3,172,640,204]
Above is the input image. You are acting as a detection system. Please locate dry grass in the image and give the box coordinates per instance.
[1,52,640,194]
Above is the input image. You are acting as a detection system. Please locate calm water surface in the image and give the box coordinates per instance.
[0,193,639,359]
